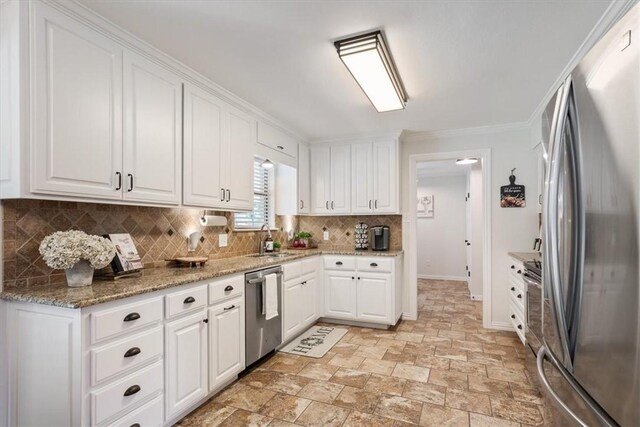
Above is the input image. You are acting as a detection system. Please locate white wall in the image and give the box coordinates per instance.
[402,126,539,328]
[416,174,467,280]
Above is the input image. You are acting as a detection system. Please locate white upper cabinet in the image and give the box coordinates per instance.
[372,140,398,213]
[257,121,298,159]
[310,145,331,213]
[123,51,182,205]
[223,105,255,211]
[351,143,374,214]
[298,144,311,214]
[183,83,225,208]
[330,144,351,214]
[31,3,123,200]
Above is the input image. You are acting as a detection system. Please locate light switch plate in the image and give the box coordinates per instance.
[323,231,329,241]
[219,233,228,247]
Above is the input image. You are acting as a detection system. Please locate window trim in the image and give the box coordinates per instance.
[232,157,276,231]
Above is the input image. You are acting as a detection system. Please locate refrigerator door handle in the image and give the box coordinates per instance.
[537,346,617,427]
[545,76,573,368]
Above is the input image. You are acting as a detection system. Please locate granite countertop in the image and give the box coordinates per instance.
[0,249,403,309]
[508,252,542,263]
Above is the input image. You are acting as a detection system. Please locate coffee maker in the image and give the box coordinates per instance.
[370,225,390,251]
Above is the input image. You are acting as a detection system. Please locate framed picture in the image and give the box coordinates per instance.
[417,195,434,218]
[104,233,143,274]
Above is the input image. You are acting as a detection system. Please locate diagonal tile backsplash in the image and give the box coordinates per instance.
[2,199,402,288]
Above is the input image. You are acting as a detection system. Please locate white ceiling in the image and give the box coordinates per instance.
[78,0,611,140]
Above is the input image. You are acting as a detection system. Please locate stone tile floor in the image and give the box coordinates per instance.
[176,279,547,426]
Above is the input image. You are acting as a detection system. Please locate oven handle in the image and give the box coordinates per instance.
[522,273,541,288]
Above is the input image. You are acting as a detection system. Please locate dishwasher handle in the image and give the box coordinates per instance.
[247,271,282,316]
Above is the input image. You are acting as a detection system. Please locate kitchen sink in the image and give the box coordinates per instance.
[246,253,296,258]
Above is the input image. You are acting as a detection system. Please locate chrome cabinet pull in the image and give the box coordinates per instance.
[115,172,122,191]
[369,200,372,209]
[325,201,329,210]
[375,200,378,209]
[331,201,335,210]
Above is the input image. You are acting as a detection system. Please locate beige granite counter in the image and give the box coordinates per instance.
[0,249,403,309]
[508,252,542,263]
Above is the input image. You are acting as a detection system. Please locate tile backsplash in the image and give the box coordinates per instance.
[1,199,402,288]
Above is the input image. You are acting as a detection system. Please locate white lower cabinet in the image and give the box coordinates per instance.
[356,273,391,323]
[302,275,318,324]
[283,279,304,340]
[208,298,244,392]
[165,310,208,420]
[282,257,322,342]
[324,271,358,320]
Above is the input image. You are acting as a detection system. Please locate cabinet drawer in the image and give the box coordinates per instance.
[165,284,208,319]
[324,256,356,271]
[106,395,163,427]
[91,326,163,386]
[283,261,302,281]
[209,275,243,305]
[301,257,320,275]
[510,289,525,314]
[91,361,163,426]
[91,298,163,344]
[509,276,524,294]
[356,257,393,272]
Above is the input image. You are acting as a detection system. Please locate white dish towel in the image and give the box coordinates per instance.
[264,273,279,320]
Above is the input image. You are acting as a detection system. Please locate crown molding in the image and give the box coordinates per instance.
[400,121,530,143]
[526,0,638,126]
[309,129,404,144]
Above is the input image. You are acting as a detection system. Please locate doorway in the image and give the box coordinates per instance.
[406,150,492,328]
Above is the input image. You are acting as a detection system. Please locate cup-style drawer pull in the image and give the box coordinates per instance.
[130,424,141,427]
[183,296,196,304]
[510,287,515,291]
[224,285,234,292]
[123,384,141,397]
[224,305,236,311]
[517,324,523,330]
[123,312,140,322]
[511,314,515,319]
[511,265,515,269]
[517,294,522,299]
[517,270,522,274]
[124,347,141,358]
[277,145,284,150]
[336,261,343,266]
[370,262,378,267]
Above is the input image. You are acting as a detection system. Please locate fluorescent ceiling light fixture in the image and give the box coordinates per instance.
[456,158,479,165]
[335,31,408,113]
[261,159,274,169]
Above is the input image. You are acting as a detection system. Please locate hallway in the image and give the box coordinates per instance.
[177,279,545,426]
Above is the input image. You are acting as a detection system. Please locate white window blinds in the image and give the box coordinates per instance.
[234,157,274,230]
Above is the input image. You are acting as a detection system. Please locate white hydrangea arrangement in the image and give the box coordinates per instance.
[39,230,116,270]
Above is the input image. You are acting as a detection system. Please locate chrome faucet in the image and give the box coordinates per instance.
[259,223,269,255]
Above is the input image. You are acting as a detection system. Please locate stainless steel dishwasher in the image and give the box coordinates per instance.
[245,266,283,366]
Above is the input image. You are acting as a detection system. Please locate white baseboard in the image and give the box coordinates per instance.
[402,312,418,321]
[490,321,514,331]
[418,274,468,282]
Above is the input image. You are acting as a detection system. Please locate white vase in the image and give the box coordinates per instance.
[65,259,95,287]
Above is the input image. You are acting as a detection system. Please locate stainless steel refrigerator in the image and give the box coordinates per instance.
[538,4,640,426]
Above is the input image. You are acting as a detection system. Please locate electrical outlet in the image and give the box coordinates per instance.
[323,230,329,241]
[219,233,228,247]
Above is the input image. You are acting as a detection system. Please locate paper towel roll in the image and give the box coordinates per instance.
[200,215,227,227]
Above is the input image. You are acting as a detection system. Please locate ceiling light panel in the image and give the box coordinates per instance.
[335,31,407,113]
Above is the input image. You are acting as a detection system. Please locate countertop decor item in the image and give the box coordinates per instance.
[292,231,312,248]
[355,222,369,250]
[39,230,116,287]
[104,233,143,274]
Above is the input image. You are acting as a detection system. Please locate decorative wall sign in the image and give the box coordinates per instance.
[500,168,526,208]
[417,195,434,218]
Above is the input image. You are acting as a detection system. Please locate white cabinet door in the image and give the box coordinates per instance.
[209,298,244,392]
[123,51,182,204]
[330,145,351,214]
[283,279,303,340]
[310,146,331,214]
[357,273,391,323]
[165,310,208,419]
[183,83,225,208]
[302,275,318,325]
[373,141,397,213]
[351,143,373,214]
[324,271,357,320]
[298,144,311,214]
[31,3,123,200]
[223,105,255,210]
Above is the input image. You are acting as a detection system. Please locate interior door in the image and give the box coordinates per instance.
[209,299,244,392]
[351,143,373,213]
[31,3,123,200]
[123,51,182,204]
[324,271,356,319]
[310,146,331,213]
[465,175,472,290]
[373,141,397,213]
[330,145,351,214]
[298,144,311,214]
[165,311,208,419]
[224,105,255,210]
[183,83,225,208]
